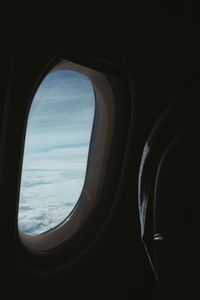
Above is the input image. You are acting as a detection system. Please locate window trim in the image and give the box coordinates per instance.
[18,60,116,252]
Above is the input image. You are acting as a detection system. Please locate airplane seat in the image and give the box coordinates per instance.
[138,87,200,299]
[153,121,200,299]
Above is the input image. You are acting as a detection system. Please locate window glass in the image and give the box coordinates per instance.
[18,69,95,236]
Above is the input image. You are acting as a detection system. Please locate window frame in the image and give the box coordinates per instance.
[11,46,132,271]
[18,59,116,252]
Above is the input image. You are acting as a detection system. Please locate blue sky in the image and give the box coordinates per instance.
[24,70,95,169]
[18,69,95,235]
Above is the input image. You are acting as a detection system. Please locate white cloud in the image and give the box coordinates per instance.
[18,169,85,235]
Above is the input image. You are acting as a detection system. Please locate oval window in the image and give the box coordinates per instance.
[18,67,95,236]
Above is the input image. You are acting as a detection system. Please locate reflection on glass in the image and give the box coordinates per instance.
[18,69,95,236]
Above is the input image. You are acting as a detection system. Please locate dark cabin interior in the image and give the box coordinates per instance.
[0,4,199,299]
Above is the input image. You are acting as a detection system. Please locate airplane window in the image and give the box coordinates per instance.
[18,68,95,236]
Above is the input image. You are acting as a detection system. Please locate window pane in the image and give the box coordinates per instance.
[18,69,95,236]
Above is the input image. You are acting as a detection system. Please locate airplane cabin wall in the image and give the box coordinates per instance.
[0,5,198,299]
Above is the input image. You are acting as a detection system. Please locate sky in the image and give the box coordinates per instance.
[18,68,95,236]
